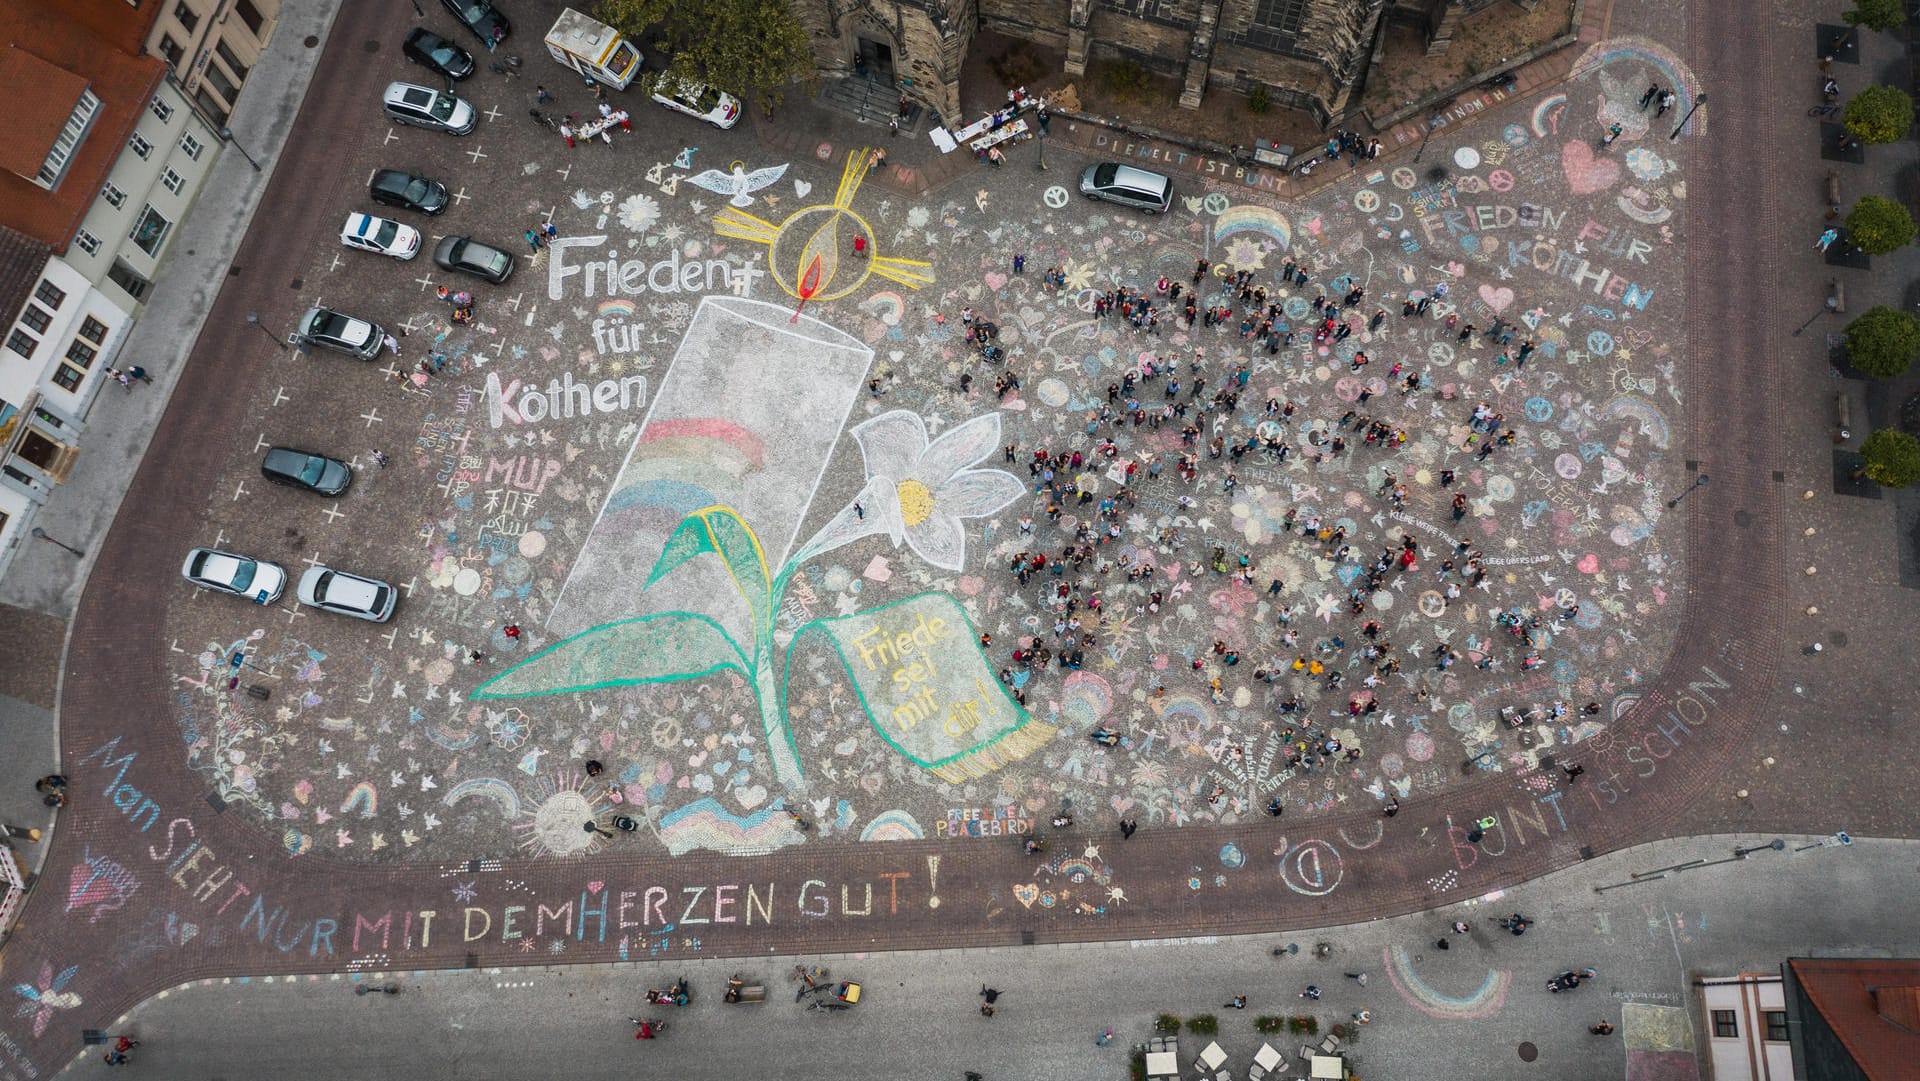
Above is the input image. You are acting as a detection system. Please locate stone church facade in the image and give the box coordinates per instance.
[790,0,1500,130]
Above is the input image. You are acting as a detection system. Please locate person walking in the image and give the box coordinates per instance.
[1299,985,1322,1000]
[535,85,555,105]
[1816,228,1839,252]
[370,449,390,468]
[1225,995,1248,1009]
[1119,816,1138,839]
[1600,122,1623,148]
[1656,89,1675,116]
[1638,82,1659,110]
[525,228,543,253]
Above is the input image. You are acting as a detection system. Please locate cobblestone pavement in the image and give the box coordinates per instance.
[0,0,1811,1078]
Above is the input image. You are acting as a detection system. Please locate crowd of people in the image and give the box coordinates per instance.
[965,253,1561,815]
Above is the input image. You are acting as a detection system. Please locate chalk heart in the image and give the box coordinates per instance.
[1012,883,1040,909]
[1577,552,1600,574]
[587,880,605,896]
[737,784,768,810]
[793,179,812,199]
[1445,261,1466,278]
[1561,140,1620,195]
[1477,285,1516,313]
[1111,795,1136,815]
[985,271,1009,292]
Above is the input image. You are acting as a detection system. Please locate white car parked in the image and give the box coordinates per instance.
[181,547,287,604]
[650,78,741,129]
[297,566,398,622]
[340,213,420,259]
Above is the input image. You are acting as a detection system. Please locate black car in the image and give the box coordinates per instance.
[434,236,516,283]
[441,0,510,46]
[262,447,353,496]
[401,27,473,80]
[368,169,450,215]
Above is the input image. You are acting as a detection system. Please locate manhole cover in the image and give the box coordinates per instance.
[1830,631,1849,647]
[1518,1041,1538,1062]
[1733,509,1753,528]
[363,38,380,52]
[304,34,319,48]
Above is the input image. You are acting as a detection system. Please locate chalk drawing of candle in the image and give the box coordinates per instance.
[482,297,1050,791]
[549,295,871,643]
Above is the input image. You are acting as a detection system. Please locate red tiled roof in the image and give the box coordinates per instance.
[0,226,54,330]
[0,0,166,251]
[1788,958,1920,1080]
[0,49,88,181]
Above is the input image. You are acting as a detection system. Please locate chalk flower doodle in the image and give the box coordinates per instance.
[13,962,80,1037]
[789,411,1026,572]
[475,403,1048,799]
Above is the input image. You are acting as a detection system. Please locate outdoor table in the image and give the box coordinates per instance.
[577,117,616,143]
[1198,1041,1228,1071]
[1254,1043,1283,1072]
[968,118,1030,153]
[1310,1053,1345,1079]
[1145,1050,1179,1078]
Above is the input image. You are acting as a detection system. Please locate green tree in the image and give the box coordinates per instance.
[1843,306,1920,378]
[1861,428,1920,487]
[1844,195,1918,255]
[1843,0,1905,31]
[1844,84,1913,144]
[595,0,815,114]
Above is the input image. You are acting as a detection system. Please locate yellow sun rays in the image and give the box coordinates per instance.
[710,148,933,302]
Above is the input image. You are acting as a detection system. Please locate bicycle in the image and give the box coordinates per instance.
[528,108,559,132]
[1807,104,1841,117]
[491,55,522,78]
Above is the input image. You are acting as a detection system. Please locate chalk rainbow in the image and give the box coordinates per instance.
[1531,94,1569,138]
[1059,671,1115,729]
[1603,395,1671,449]
[1570,37,1704,133]
[859,809,926,841]
[596,298,640,319]
[442,777,522,819]
[861,291,906,327]
[1156,690,1216,729]
[1211,204,1291,253]
[1383,943,1510,1019]
[339,781,379,819]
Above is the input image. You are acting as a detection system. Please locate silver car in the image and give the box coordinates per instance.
[298,566,397,622]
[291,306,384,360]
[181,547,287,604]
[382,82,476,135]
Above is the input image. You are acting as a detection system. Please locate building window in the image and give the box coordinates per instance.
[20,306,51,335]
[215,40,251,82]
[162,167,185,194]
[1242,0,1308,51]
[6,330,37,359]
[130,206,173,256]
[101,181,127,208]
[234,0,265,35]
[179,132,204,160]
[129,133,153,159]
[52,365,83,392]
[1765,1011,1788,1042]
[193,87,230,127]
[34,280,66,309]
[75,230,102,256]
[1711,1010,1738,1039]
[149,96,174,123]
[173,1,199,33]
[79,316,109,344]
[203,62,239,103]
[158,34,184,65]
[108,261,151,301]
[65,340,98,369]
[34,89,102,190]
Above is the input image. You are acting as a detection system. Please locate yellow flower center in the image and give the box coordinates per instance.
[896,479,934,526]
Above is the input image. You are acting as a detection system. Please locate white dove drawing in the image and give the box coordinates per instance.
[683,162,789,207]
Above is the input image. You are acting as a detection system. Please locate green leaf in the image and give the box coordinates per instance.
[473,611,749,699]
[645,506,774,638]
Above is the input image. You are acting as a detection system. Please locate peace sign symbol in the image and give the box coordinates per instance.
[1043,186,1071,209]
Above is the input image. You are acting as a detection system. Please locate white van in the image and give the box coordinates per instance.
[544,8,641,90]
